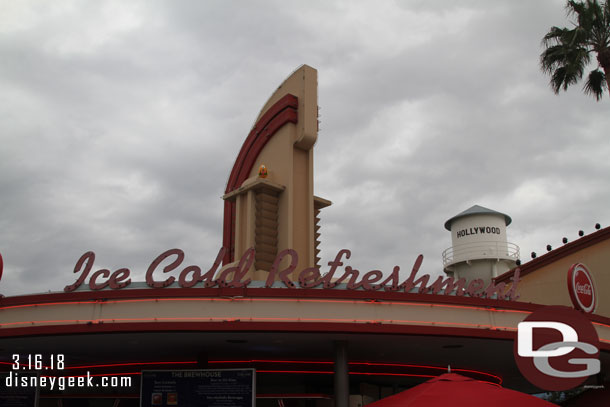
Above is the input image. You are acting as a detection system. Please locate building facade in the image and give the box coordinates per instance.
[0,66,608,406]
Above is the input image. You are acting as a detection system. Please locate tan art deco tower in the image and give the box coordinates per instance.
[222,65,331,281]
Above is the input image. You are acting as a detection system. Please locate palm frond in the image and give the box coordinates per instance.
[541,0,609,100]
[583,69,607,99]
[588,0,605,24]
[566,0,586,16]
[540,45,567,73]
[551,67,568,93]
[540,44,591,74]
[541,26,571,46]
[568,1,598,26]
[595,1,610,48]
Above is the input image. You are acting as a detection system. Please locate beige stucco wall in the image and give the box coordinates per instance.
[516,238,610,318]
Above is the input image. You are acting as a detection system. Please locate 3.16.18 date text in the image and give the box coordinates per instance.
[12,354,64,370]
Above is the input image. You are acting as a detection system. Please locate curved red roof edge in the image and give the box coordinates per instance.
[3,286,610,324]
[0,320,517,341]
[222,94,298,264]
[0,286,540,310]
[6,285,610,315]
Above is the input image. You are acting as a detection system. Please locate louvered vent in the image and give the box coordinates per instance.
[313,196,331,268]
[314,206,322,268]
[254,189,279,270]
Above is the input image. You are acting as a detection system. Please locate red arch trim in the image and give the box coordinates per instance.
[222,94,298,264]
[225,94,298,193]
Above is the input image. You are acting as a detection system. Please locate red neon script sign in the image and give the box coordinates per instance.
[64,248,520,300]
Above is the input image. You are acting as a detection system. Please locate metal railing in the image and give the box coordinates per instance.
[442,241,519,267]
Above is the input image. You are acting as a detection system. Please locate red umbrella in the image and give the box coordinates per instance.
[366,373,558,407]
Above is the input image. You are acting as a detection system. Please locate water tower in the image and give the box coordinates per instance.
[442,205,519,283]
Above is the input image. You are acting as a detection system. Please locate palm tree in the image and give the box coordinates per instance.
[540,0,610,100]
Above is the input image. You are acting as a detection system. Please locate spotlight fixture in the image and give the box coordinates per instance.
[531,252,536,259]
[578,230,584,237]
[516,259,521,266]
[546,245,552,251]
[595,223,601,230]
[562,237,568,244]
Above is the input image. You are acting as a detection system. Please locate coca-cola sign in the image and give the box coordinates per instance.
[567,263,596,313]
[64,247,521,301]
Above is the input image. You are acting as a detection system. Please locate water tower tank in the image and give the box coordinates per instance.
[442,205,519,283]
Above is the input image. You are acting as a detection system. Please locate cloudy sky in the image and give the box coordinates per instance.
[1,0,608,296]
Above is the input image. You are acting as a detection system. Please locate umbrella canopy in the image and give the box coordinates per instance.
[366,373,558,407]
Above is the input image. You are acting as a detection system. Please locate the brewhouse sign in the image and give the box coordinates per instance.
[64,248,521,300]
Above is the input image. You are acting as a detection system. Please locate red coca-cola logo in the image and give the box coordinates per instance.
[567,263,596,313]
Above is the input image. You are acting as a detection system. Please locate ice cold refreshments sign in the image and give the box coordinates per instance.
[64,247,521,300]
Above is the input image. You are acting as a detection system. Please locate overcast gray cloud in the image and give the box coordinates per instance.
[1,0,608,295]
